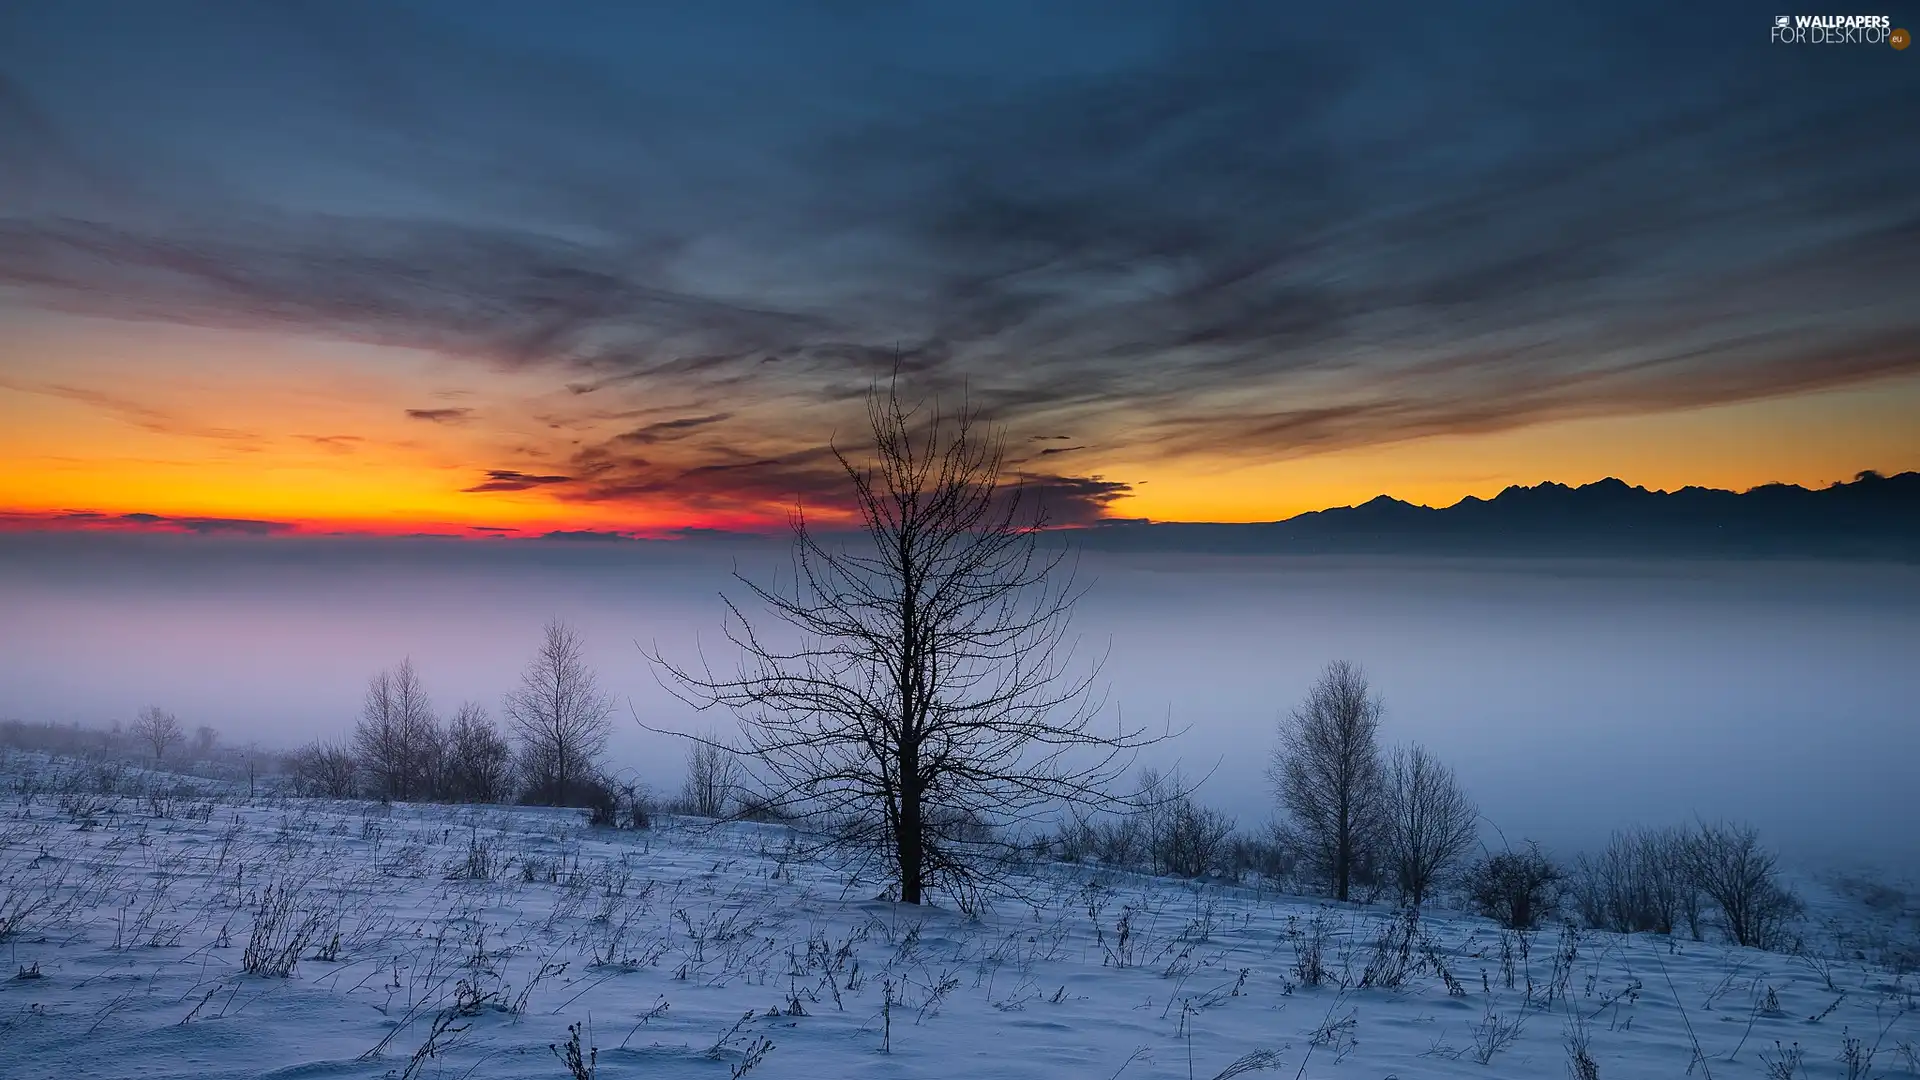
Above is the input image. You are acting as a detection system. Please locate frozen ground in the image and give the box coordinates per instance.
[1,763,1916,1079]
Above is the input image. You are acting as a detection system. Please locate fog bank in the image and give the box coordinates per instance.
[2,535,1914,869]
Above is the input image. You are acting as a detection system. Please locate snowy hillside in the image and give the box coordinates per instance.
[1,770,1915,1079]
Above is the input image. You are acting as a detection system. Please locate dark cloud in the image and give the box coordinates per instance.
[405,407,474,424]
[462,469,573,493]
[0,509,296,535]
[1011,474,1133,527]
[0,0,1913,513]
[540,529,635,542]
[614,413,732,444]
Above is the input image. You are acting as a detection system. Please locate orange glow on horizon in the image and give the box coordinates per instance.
[4,317,1917,537]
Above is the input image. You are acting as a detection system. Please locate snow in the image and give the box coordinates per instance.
[2,770,1916,1079]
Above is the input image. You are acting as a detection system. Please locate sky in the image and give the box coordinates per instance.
[1,1,1917,536]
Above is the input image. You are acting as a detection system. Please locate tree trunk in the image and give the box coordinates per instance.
[1335,797,1352,901]
[898,742,924,904]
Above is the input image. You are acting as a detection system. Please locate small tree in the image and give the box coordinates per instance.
[131,706,184,761]
[681,736,740,818]
[651,380,1163,906]
[353,658,437,801]
[505,620,614,806]
[443,702,515,803]
[1382,743,1478,908]
[191,724,218,758]
[1687,821,1801,949]
[1270,661,1388,901]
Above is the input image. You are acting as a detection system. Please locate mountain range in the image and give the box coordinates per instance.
[1062,470,1920,560]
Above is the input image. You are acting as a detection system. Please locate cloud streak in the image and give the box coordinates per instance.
[462,469,573,493]
[405,407,474,424]
[0,0,1914,523]
[0,510,296,535]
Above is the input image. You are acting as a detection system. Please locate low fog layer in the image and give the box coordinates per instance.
[2,534,1914,868]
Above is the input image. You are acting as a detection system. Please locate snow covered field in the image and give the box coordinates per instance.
[2,765,1916,1079]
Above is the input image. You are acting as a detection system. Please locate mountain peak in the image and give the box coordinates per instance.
[1058,470,1919,559]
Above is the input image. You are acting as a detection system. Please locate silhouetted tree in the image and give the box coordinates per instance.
[505,620,613,806]
[652,380,1161,907]
[131,705,184,761]
[1382,743,1478,907]
[443,702,515,803]
[191,724,218,758]
[681,735,740,818]
[1270,661,1387,902]
[1687,821,1801,949]
[353,658,437,800]
[1159,796,1237,879]
[291,740,359,797]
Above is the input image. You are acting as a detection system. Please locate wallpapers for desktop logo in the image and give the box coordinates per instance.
[1770,14,1907,45]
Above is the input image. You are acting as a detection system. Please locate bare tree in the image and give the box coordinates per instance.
[290,740,359,797]
[131,706,184,761]
[1687,821,1801,949]
[1382,743,1478,907]
[651,381,1162,907]
[505,619,614,806]
[352,658,437,801]
[443,702,515,804]
[681,735,740,818]
[1270,661,1388,901]
[1158,796,1237,879]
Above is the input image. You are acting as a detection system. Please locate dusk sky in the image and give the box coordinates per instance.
[2,1,1916,536]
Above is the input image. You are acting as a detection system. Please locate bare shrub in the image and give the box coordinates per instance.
[1157,796,1236,879]
[242,879,327,977]
[1471,1001,1526,1064]
[551,1021,598,1079]
[1572,825,1698,936]
[1056,807,1146,868]
[1468,842,1562,930]
[1288,912,1337,987]
[1381,743,1477,907]
[731,791,790,823]
[507,620,614,807]
[131,705,184,761]
[1359,908,1421,989]
[1688,821,1801,950]
[1762,1040,1804,1080]
[1565,1010,1600,1080]
[1270,661,1387,901]
[290,740,359,798]
[1226,832,1293,883]
[578,773,622,827]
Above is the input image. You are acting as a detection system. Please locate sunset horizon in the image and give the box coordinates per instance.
[3,7,1918,1076]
